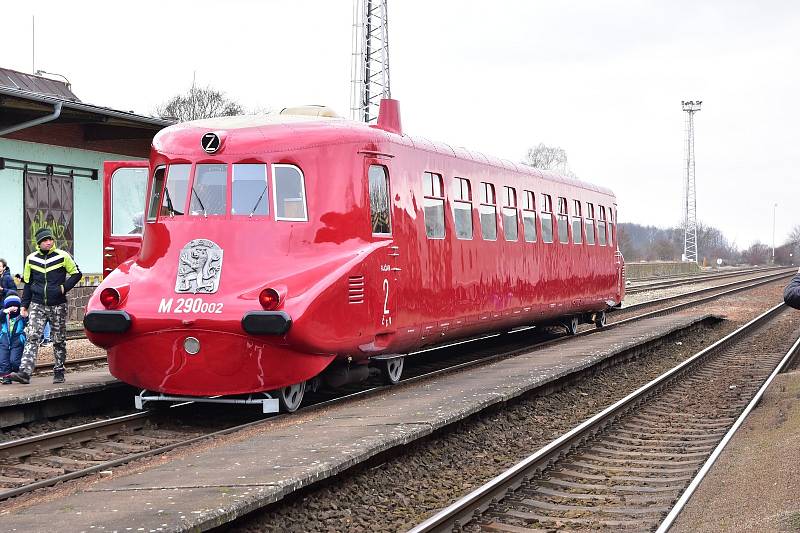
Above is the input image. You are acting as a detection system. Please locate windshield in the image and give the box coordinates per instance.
[190,164,227,215]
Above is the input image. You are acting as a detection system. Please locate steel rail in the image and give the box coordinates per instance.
[407,302,788,533]
[627,265,780,284]
[626,267,795,294]
[656,313,800,532]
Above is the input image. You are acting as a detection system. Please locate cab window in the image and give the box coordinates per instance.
[273,164,308,221]
[369,165,391,235]
[191,164,228,215]
[146,166,166,222]
[163,164,190,217]
[232,164,269,216]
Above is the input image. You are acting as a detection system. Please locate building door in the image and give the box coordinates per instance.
[23,171,74,257]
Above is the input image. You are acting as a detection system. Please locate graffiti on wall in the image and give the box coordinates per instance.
[23,172,74,256]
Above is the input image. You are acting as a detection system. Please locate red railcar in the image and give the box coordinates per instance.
[85,100,624,412]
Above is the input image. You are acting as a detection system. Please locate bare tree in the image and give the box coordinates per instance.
[522,143,577,178]
[788,224,800,245]
[741,242,771,265]
[155,84,244,122]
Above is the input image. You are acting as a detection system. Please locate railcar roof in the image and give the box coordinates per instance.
[157,113,615,197]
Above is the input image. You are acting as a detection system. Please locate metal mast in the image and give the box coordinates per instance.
[681,100,701,263]
[350,0,391,123]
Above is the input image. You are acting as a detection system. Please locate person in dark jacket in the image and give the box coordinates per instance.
[0,292,27,384]
[785,268,800,309]
[0,259,15,300]
[8,227,81,384]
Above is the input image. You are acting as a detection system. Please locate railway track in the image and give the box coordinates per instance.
[625,266,794,294]
[626,265,780,284]
[409,303,800,532]
[3,269,793,505]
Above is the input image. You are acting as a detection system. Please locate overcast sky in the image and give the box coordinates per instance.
[3,1,798,251]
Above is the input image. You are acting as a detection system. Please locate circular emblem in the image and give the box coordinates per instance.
[201,132,221,154]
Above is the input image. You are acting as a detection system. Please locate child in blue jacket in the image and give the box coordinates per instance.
[1,292,27,384]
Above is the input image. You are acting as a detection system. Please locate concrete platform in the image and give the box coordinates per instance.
[1,312,716,532]
[0,368,124,427]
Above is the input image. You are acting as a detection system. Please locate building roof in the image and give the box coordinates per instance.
[0,67,81,101]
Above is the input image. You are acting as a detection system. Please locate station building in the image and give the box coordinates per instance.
[0,67,169,276]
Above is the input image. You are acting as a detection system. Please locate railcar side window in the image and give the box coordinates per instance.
[163,164,190,217]
[423,172,445,239]
[479,182,497,241]
[609,207,615,246]
[598,206,608,246]
[557,196,569,244]
[273,164,309,221]
[146,166,166,222]
[572,199,583,245]
[522,190,537,243]
[233,164,269,216]
[452,177,473,240]
[503,186,518,242]
[585,202,596,245]
[541,194,554,243]
[190,164,228,216]
[369,165,391,235]
[111,167,148,235]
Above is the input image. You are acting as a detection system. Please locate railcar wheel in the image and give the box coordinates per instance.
[594,311,607,329]
[380,356,405,385]
[277,381,306,413]
[564,316,579,335]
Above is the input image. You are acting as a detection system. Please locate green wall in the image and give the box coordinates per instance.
[0,137,141,275]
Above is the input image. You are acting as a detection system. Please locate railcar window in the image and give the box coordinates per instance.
[273,164,308,221]
[146,166,166,222]
[522,190,537,242]
[369,165,391,235]
[585,202,596,245]
[162,164,190,217]
[422,172,445,239]
[190,164,227,216]
[232,164,269,216]
[503,186,518,242]
[598,206,607,246]
[111,167,148,235]
[452,177,473,240]
[557,196,569,244]
[609,207,615,246]
[572,199,583,244]
[480,182,497,241]
[541,193,554,243]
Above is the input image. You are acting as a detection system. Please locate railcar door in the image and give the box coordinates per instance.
[366,162,401,333]
[102,161,149,276]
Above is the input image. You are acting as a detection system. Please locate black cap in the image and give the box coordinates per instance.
[35,227,54,244]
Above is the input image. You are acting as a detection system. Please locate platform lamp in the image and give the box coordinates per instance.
[35,69,71,90]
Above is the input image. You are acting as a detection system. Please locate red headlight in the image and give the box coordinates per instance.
[258,288,280,310]
[100,287,121,309]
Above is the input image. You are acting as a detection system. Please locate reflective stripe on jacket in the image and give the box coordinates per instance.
[21,245,82,308]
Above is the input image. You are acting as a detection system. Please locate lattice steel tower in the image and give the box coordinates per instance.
[350,0,391,123]
[681,100,701,263]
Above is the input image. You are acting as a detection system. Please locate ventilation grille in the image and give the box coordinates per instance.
[348,275,365,304]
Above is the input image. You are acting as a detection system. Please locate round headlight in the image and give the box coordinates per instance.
[184,336,200,355]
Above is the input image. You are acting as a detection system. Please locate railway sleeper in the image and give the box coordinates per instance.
[517,497,670,515]
[542,476,679,493]
[32,454,99,471]
[0,474,34,487]
[501,509,645,528]
[532,485,671,504]
[1,461,62,478]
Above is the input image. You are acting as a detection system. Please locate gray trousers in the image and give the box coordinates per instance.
[20,302,67,374]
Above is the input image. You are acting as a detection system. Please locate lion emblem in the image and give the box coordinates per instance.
[175,239,224,293]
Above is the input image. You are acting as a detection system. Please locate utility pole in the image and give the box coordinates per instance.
[773,202,777,263]
[681,100,701,263]
[350,0,391,123]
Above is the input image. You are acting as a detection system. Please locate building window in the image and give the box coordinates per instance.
[273,164,308,221]
[598,205,607,246]
[146,166,166,222]
[522,190,537,243]
[541,193,554,243]
[369,165,391,235]
[503,186,518,242]
[585,202,596,245]
[190,164,228,216]
[452,177,473,240]
[423,171,445,239]
[479,182,497,241]
[557,196,569,244]
[232,164,269,216]
[572,199,583,244]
